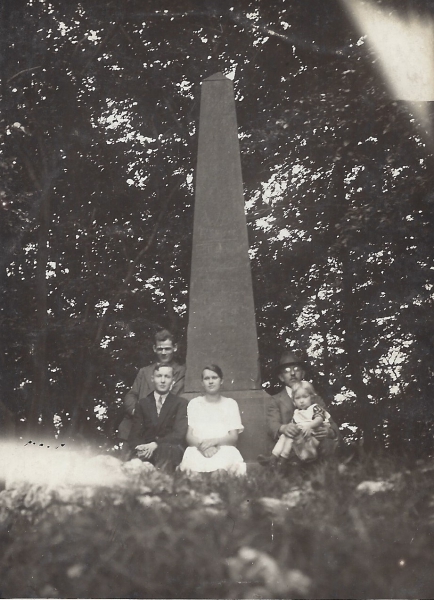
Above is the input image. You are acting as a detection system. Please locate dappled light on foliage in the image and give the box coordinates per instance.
[0,0,433,454]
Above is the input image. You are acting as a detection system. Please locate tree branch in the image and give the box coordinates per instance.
[162,257,178,332]
[118,23,135,48]
[7,66,41,84]
[14,142,42,190]
[228,12,357,58]
[80,22,120,76]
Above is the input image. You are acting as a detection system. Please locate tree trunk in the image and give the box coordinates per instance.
[341,249,376,450]
[162,258,179,334]
[27,184,53,434]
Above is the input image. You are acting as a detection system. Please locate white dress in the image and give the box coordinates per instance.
[179,395,246,476]
[293,404,331,428]
[292,404,331,461]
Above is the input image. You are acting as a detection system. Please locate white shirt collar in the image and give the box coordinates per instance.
[154,391,169,403]
[285,386,293,398]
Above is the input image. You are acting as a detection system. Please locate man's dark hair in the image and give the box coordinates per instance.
[154,329,175,344]
[153,362,174,374]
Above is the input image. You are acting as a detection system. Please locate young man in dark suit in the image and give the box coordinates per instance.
[118,329,186,444]
[128,363,188,472]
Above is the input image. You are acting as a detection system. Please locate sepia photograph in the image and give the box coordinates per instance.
[1,0,434,597]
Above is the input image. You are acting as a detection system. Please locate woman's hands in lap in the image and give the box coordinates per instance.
[198,440,220,458]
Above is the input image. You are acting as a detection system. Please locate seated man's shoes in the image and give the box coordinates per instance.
[257,454,280,468]
[257,454,291,474]
[275,456,292,475]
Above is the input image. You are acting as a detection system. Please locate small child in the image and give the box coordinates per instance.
[259,381,330,467]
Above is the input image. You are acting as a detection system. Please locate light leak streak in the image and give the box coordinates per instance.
[0,439,126,489]
[341,0,434,144]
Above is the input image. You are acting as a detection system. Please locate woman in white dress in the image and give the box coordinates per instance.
[179,365,246,476]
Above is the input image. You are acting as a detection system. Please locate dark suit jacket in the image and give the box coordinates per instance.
[118,362,186,442]
[128,391,188,451]
[267,387,339,441]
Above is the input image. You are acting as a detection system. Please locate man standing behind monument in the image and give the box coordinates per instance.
[117,329,186,444]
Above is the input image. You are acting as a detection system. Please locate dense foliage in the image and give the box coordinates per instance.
[1,0,433,452]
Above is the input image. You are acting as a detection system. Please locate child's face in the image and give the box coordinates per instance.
[293,390,313,410]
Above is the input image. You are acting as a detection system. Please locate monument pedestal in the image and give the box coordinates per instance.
[182,389,270,461]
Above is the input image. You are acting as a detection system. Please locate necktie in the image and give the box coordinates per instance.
[156,394,163,416]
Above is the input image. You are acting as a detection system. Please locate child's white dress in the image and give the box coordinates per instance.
[294,404,330,429]
[273,404,331,461]
[292,404,331,460]
[179,396,246,476]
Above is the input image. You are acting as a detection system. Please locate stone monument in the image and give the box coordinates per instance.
[184,72,269,460]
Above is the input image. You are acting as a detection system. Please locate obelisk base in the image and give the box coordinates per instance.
[181,390,270,461]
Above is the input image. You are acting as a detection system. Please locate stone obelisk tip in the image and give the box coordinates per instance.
[203,72,230,81]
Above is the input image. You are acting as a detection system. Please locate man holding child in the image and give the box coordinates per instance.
[260,350,339,470]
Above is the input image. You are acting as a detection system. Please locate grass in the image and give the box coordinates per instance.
[1,452,434,598]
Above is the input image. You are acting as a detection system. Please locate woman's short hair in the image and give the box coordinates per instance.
[202,364,223,379]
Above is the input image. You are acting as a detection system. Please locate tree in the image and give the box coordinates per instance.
[1,0,433,452]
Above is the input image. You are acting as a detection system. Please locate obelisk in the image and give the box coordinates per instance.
[184,73,269,459]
